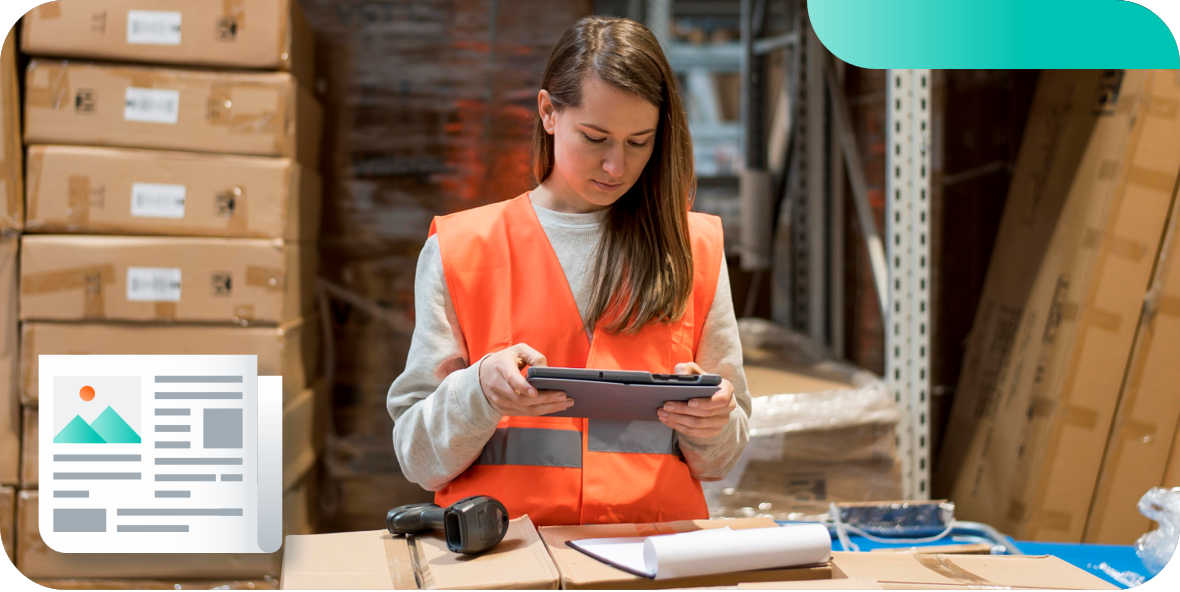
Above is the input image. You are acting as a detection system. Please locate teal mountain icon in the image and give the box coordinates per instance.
[54,406,141,444]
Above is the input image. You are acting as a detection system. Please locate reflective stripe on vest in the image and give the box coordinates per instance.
[587,419,678,455]
[474,427,582,468]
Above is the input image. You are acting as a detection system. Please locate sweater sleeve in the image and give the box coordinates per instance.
[386,234,503,491]
[676,250,752,481]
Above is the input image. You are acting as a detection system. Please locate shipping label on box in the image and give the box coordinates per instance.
[19,235,315,325]
[23,61,321,164]
[20,316,320,407]
[20,0,313,83]
[24,145,320,240]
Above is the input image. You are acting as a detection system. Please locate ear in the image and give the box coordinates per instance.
[538,89,557,134]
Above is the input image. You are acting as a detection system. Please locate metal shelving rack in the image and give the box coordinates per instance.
[633,0,932,500]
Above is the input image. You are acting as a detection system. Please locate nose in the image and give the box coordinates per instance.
[602,145,625,179]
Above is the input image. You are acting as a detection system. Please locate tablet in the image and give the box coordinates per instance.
[525,367,722,422]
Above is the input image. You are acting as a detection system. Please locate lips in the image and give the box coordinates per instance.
[592,179,622,191]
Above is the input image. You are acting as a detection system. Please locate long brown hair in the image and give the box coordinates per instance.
[532,16,696,335]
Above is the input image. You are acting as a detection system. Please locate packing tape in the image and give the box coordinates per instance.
[67,175,90,226]
[246,265,284,292]
[1126,166,1179,194]
[24,149,43,222]
[1081,229,1147,262]
[233,304,255,323]
[1147,96,1180,119]
[915,555,999,587]
[37,3,61,19]
[25,61,70,110]
[1061,405,1099,430]
[21,325,35,403]
[128,70,157,89]
[224,0,247,30]
[381,533,417,590]
[207,82,282,138]
[21,264,115,318]
[155,302,177,320]
[1118,419,1156,442]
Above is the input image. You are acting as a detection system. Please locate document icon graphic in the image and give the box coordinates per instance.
[39,355,282,554]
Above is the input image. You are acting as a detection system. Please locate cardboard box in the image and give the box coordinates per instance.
[0,237,17,485]
[829,551,1117,590]
[21,0,314,83]
[30,579,278,590]
[280,515,559,590]
[1167,421,1180,487]
[937,70,1180,542]
[283,378,326,491]
[20,315,320,406]
[283,465,318,540]
[20,235,316,325]
[24,60,321,164]
[25,145,322,240]
[1,484,13,563]
[1085,204,1180,544]
[539,518,833,589]
[15,490,281,579]
[20,407,36,489]
[1,29,21,231]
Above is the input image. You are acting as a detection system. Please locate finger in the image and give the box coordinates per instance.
[661,401,726,417]
[489,375,526,406]
[517,390,568,407]
[521,399,576,417]
[686,388,731,409]
[658,410,727,429]
[498,363,538,397]
[658,415,720,439]
[512,343,549,369]
[673,362,704,375]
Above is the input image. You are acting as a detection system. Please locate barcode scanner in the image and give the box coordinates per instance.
[386,495,509,554]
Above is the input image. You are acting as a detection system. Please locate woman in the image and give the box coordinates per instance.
[387,16,750,527]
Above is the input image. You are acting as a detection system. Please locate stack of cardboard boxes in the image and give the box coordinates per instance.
[5,1,325,585]
[2,26,23,568]
[937,69,1180,545]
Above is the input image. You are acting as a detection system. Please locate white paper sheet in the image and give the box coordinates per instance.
[569,524,831,580]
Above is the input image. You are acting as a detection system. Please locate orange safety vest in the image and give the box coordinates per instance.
[428,192,723,526]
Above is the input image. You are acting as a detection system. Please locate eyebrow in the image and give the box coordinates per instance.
[581,123,656,136]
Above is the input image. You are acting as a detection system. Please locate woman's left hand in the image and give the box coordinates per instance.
[657,362,736,439]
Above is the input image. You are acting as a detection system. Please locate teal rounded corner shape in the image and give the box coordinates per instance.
[809,0,1180,69]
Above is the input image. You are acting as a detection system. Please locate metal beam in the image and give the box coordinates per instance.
[753,31,798,55]
[824,53,888,321]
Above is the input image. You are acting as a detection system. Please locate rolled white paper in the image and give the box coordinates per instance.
[641,524,832,580]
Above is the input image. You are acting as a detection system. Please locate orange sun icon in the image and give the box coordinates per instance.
[79,385,95,402]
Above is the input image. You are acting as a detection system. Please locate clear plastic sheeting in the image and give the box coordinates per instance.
[1135,487,1180,575]
[706,319,902,521]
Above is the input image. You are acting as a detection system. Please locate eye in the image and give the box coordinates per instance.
[628,140,649,148]
[582,132,606,144]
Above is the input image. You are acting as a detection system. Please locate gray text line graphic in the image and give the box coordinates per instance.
[53,491,89,498]
[156,425,190,432]
[156,376,243,383]
[156,458,242,465]
[118,508,243,516]
[156,392,243,400]
[54,455,141,462]
[155,409,190,416]
[55,473,141,480]
[155,474,214,481]
[221,474,243,481]
[156,441,190,449]
[54,509,105,532]
[156,491,190,498]
[118,525,189,532]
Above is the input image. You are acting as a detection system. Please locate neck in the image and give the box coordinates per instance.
[532,174,610,214]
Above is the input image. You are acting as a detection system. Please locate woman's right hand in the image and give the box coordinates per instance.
[478,343,573,416]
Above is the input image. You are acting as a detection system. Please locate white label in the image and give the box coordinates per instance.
[127,10,182,45]
[124,87,180,124]
[130,183,186,219]
[127,267,182,302]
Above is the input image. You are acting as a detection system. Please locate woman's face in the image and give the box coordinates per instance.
[539,75,660,209]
